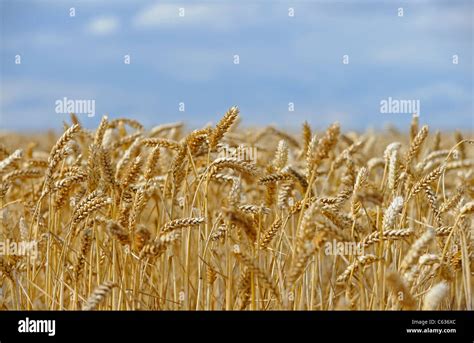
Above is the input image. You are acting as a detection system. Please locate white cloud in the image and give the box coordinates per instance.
[411,5,472,31]
[133,4,185,27]
[370,44,444,66]
[132,3,258,29]
[410,82,471,103]
[87,16,119,36]
[141,46,229,82]
[0,78,99,108]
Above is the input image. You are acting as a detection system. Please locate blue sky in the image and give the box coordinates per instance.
[0,0,472,131]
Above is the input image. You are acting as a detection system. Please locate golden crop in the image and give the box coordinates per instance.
[0,109,472,310]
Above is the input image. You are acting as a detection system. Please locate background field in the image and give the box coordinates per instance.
[0,111,472,310]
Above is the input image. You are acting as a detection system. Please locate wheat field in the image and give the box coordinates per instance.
[0,108,472,311]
